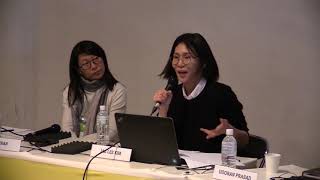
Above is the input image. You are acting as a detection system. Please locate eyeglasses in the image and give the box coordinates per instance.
[79,56,103,70]
[172,54,197,65]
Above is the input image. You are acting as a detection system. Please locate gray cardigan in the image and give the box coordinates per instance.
[61,83,127,142]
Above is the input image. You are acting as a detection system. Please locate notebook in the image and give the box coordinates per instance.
[115,113,182,166]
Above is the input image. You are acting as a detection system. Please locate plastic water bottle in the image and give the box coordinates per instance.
[221,129,237,167]
[79,116,86,137]
[96,105,109,145]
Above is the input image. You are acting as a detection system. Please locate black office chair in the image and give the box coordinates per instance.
[238,134,268,168]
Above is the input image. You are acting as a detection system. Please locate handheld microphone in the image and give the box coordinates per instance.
[29,124,61,136]
[151,77,178,115]
[24,124,70,147]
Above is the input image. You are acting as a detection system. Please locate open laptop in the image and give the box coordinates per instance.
[115,113,182,166]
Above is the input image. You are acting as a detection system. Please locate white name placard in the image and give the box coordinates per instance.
[0,137,21,152]
[90,144,132,162]
[213,165,257,180]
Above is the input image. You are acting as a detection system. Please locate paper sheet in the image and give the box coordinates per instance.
[179,150,221,168]
[179,150,244,169]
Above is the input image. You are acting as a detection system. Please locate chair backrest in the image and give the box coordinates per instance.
[239,134,268,159]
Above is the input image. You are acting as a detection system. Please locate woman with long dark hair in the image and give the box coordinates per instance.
[153,33,249,152]
[61,40,126,142]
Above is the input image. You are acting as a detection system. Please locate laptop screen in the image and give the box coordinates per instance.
[115,113,181,166]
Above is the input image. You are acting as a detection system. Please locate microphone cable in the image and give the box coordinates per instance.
[150,108,159,116]
[82,141,120,180]
[0,127,25,137]
[27,142,51,153]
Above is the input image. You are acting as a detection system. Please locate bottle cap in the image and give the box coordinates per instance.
[226,129,234,136]
[99,105,106,111]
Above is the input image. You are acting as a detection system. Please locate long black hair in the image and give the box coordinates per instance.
[160,33,219,83]
[67,40,118,106]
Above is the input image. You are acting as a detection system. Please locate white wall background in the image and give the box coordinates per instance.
[1,0,319,168]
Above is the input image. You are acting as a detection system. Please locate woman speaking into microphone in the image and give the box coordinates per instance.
[153,33,249,153]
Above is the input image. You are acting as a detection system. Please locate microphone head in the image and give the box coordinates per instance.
[166,76,178,91]
[51,124,61,132]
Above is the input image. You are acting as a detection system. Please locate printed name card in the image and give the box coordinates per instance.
[0,137,21,152]
[213,165,257,180]
[90,144,132,162]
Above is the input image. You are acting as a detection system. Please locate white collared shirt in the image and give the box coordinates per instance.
[182,78,207,100]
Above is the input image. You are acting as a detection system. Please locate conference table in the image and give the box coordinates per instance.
[0,127,307,180]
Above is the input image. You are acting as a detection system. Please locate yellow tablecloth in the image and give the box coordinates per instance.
[0,157,152,180]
